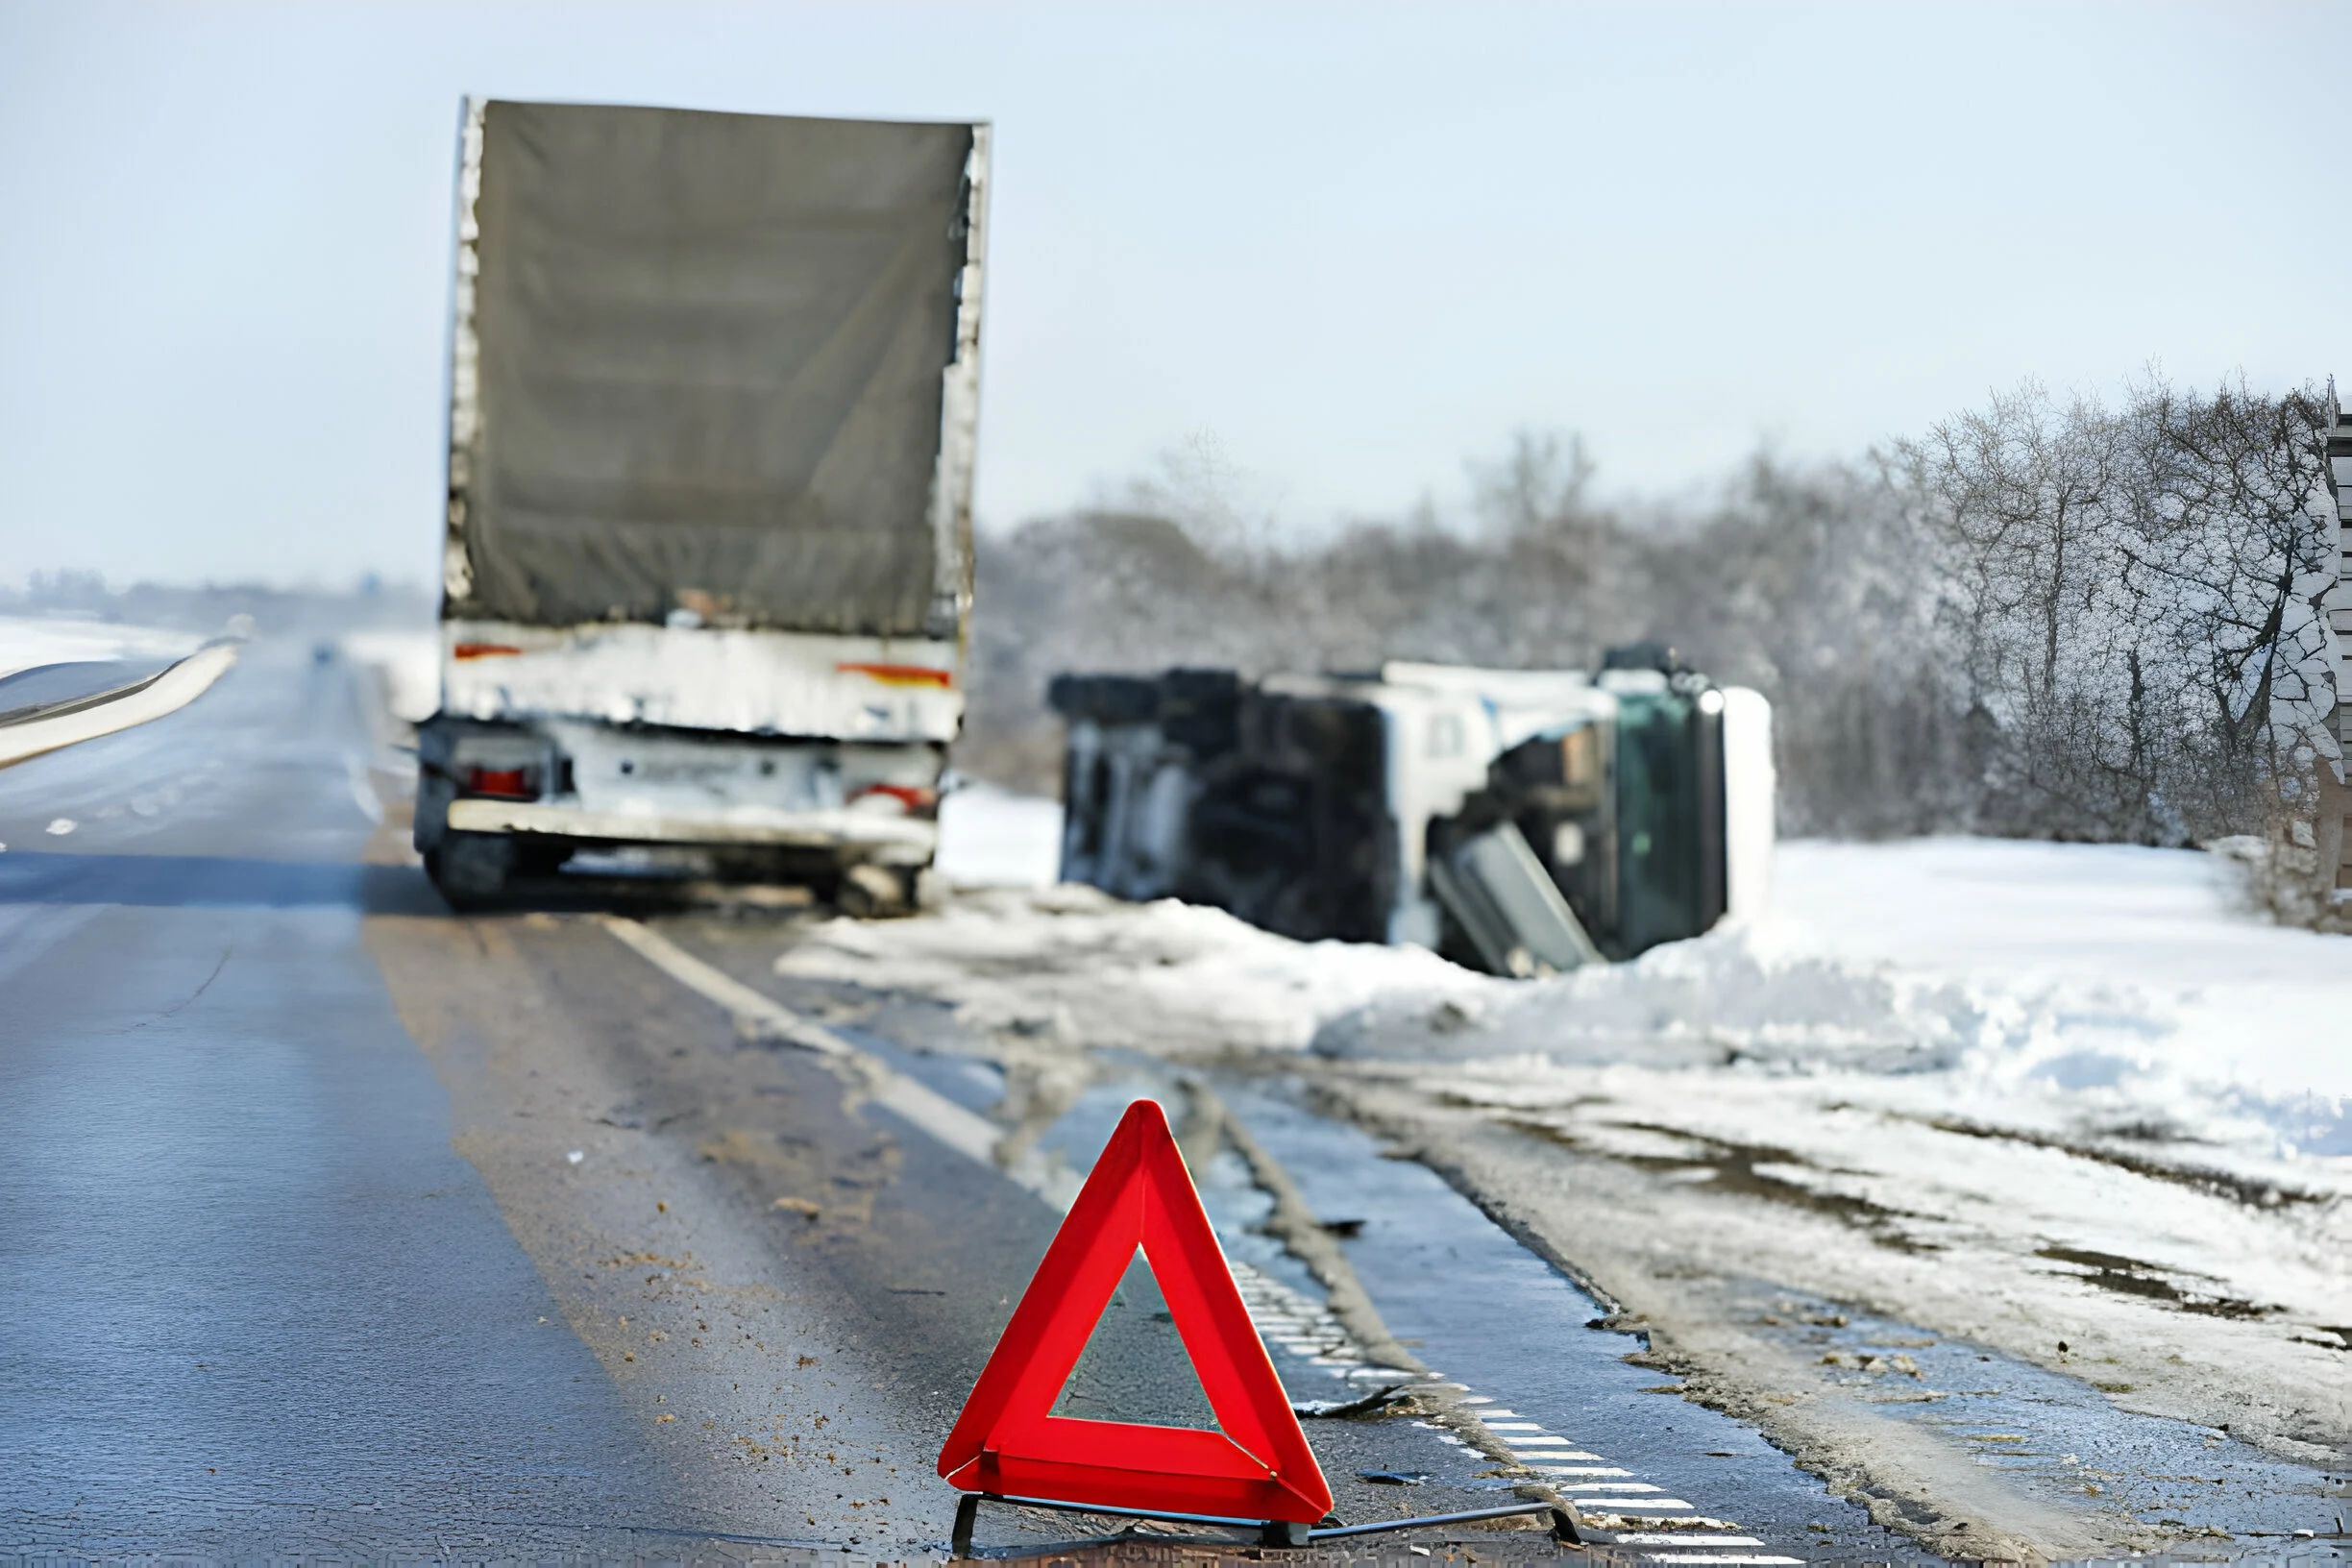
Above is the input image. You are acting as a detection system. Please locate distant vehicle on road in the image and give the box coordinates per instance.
[1049,649,1775,973]
[414,99,990,910]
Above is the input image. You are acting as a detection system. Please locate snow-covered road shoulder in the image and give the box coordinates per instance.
[781,825,2351,1507]
[779,881,1488,1055]
[1313,841,2352,1484]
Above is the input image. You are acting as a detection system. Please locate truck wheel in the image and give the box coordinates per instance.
[427,830,515,909]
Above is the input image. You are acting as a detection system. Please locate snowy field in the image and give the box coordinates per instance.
[896,788,2352,1501]
[0,614,202,681]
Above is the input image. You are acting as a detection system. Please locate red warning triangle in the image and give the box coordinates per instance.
[937,1098,1333,1523]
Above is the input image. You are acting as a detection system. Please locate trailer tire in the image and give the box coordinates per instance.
[426,830,515,909]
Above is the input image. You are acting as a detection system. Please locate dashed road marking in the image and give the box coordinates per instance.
[1231,1278,1777,1549]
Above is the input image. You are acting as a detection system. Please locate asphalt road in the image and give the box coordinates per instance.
[0,635,1904,1560]
[0,640,692,1554]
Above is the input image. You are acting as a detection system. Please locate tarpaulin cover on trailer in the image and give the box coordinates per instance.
[446,101,974,634]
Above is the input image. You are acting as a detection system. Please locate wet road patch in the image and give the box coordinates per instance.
[1735,1284,2344,1547]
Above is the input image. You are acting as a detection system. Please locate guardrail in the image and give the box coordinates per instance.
[0,641,240,769]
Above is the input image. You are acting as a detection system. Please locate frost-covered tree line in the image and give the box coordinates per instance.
[963,376,2340,852]
[1894,378,2340,847]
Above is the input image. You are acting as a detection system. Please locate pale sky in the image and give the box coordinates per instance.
[2,1,2344,589]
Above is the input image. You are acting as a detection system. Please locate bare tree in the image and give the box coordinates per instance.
[2124,376,2339,837]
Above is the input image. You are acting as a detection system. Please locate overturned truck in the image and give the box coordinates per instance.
[1049,653,1774,974]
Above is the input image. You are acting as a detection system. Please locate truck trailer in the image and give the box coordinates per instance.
[1050,652,1774,974]
[414,100,988,908]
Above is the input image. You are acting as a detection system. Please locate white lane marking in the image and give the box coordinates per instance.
[599,917,1078,1205]
[600,917,851,1057]
[870,1071,1001,1169]
[1617,1538,1767,1548]
[1643,1556,1802,1564]
[1249,1272,1763,1543]
[345,752,383,824]
[1483,1420,1545,1430]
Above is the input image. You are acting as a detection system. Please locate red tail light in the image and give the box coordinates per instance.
[463,765,532,798]
[848,783,939,818]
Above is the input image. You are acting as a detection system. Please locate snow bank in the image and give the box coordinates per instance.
[1322,838,2352,1159]
[935,782,1064,889]
[1765,838,2352,1124]
[0,615,202,680]
[816,808,2352,1161]
[880,782,1482,1048]
[1306,837,2352,1463]
[779,883,1491,1055]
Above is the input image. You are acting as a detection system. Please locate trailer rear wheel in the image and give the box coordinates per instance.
[426,829,516,909]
